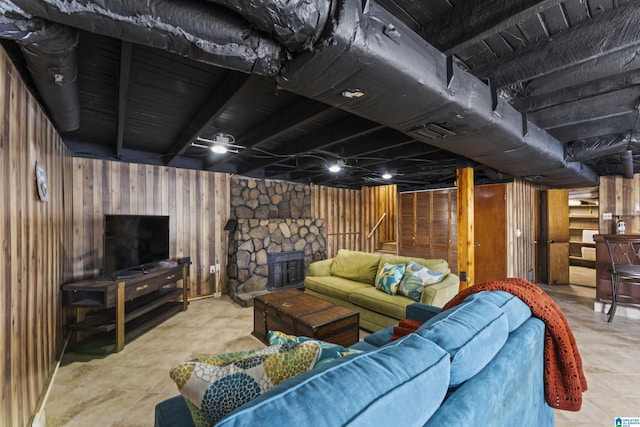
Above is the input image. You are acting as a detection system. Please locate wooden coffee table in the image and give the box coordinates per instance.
[252,289,360,347]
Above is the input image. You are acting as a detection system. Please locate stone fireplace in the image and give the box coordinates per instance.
[226,177,327,305]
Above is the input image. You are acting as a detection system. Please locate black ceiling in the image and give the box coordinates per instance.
[2,0,640,190]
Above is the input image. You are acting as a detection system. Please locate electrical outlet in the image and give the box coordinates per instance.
[460,271,467,281]
[209,265,215,274]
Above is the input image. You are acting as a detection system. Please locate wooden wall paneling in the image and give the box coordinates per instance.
[1,48,74,427]
[506,179,540,280]
[311,184,363,258]
[599,175,640,234]
[398,192,416,256]
[71,159,229,297]
[360,185,397,253]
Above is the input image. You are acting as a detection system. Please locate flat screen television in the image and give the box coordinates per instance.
[103,214,170,278]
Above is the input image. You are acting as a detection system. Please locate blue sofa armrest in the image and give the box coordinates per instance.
[406,303,441,323]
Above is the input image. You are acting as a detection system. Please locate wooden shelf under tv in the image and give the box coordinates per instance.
[62,260,189,352]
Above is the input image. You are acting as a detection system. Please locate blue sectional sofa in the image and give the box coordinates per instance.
[155,290,554,427]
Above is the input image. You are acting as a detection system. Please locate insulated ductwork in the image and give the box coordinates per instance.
[0,10,80,131]
[276,0,598,188]
[566,133,640,179]
[1,0,600,187]
[205,0,333,52]
[6,0,286,75]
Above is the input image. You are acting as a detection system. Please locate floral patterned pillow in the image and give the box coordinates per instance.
[170,342,320,426]
[375,262,406,295]
[398,261,445,301]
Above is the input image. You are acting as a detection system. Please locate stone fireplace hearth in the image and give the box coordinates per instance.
[226,177,326,306]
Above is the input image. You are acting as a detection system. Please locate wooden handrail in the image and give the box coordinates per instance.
[367,212,387,239]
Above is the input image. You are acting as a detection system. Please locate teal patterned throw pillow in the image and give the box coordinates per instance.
[398,261,445,301]
[375,262,406,295]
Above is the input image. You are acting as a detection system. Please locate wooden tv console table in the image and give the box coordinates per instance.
[62,261,189,352]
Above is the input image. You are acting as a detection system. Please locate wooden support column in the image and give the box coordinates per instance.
[457,168,474,290]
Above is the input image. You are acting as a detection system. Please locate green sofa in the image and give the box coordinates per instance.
[304,249,460,331]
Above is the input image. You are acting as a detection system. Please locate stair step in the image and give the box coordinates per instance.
[376,241,397,255]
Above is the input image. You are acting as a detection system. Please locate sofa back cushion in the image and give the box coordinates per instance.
[217,334,451,427]
[416,298,509,387]
[330,249,381,284]
[379,254,450,276]
[463,291,531,332]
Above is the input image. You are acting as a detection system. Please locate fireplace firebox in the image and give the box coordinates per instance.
[267,251,305,290]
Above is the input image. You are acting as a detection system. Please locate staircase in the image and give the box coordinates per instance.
[375,241,397,255]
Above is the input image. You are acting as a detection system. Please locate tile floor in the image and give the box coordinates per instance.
[44,284,640,427]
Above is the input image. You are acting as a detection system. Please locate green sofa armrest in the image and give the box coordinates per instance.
[419,273,460,307]
[308,258,333,276]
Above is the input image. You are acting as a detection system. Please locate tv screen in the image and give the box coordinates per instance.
[103,214,170,277]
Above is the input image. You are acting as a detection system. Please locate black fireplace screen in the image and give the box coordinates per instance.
[267,251,305,290]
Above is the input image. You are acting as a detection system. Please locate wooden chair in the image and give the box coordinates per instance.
[603,236,640,322]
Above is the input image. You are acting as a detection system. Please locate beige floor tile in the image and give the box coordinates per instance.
[44,290,640,426]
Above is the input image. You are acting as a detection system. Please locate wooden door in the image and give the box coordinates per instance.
[474,184,507,283]
[547,189,570,284]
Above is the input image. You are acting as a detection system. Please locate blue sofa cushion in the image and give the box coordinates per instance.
[217,334,451,426]
[463,290,531,332]
[416,298,509,387]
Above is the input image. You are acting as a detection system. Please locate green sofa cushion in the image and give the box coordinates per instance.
[378,254,450,276]
[330,249,381,283]
[349,286,414,320]
[304,275,371,301]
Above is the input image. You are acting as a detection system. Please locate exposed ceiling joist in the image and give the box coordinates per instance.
[116,41,131,159]
[471,1,640,88]
[204,100,335,170]
[165,72,251,166]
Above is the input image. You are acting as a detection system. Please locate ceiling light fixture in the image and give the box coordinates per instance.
[192,134,244,154]
[382,172,392,180]
[328,160,345,173]
[341,89,365,99]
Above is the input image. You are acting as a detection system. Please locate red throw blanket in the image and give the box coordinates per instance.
[441,278,587,411]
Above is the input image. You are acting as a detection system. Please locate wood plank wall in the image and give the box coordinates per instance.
[72,159,230,297]
[506,178,540,280]
[361,184,397,253]
[311,184,362,257]
[311,184,397,258]
[599,174,640,234]
[1,48,74,427]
